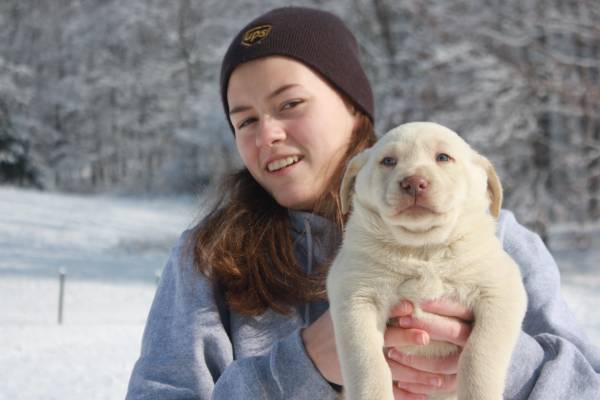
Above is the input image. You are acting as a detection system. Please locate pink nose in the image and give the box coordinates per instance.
[400,176,429,196]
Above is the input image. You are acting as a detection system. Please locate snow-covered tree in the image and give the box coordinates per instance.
[346,0,600,238]
[0,99,40,188]
[0,0,598,239]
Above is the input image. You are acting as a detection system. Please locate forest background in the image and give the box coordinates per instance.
[1,2,599,398]
[1,0,600,244]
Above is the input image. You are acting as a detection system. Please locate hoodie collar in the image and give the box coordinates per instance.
[287,210,342,269]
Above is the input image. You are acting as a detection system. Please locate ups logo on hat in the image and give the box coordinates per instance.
[242,24,272,46]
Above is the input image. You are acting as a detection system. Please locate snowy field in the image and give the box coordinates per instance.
[0,186,200,400]
[1,186,599,400]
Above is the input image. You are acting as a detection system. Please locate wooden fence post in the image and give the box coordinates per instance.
[58,268,66,324]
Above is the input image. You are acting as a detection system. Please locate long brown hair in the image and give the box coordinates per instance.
[192,113,376,315]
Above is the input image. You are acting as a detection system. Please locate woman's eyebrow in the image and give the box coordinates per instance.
[229,104,251,116]
[268,83,299,100]
[229,84,300,116]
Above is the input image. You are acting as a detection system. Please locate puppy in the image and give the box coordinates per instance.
[327,122,527,400]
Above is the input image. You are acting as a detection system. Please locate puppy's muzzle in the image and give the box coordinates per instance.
[400,175,429,197]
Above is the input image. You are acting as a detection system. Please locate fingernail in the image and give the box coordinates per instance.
[399,300,411,313]
[398,316,411,327]
[388,349,403,361]
[429,377,442,387]
[416,332,428,345]
[387,348,397,359]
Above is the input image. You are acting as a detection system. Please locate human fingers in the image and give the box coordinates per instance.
[384,326,430,348]
[395,373,457,395]
[387,356,448,388]
[387,348,460,374]
[388,351,457,395]
[396,315,471,347]
[420,298,474,322]
[393,385,428,400]
[389,300,414,319]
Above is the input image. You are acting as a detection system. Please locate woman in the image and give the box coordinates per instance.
[126,7,600,400]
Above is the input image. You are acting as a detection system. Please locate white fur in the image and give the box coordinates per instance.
[327,122,527,400]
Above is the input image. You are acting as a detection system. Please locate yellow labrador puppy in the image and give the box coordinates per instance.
[327,122,527,400]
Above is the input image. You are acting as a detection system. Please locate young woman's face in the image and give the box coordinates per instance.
[228,56,358,210]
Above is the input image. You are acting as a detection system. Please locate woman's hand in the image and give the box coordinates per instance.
[301,298,473,399]
[301,304,419,387]
[385,298,474,400]
[301,303,416,385]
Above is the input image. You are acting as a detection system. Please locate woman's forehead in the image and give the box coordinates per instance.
[227,56,326,103]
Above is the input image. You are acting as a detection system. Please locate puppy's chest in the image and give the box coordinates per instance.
[383,255,480,306]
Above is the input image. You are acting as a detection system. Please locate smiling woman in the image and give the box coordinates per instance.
[228,56,358,210]
[196,58,375,315]
[126,6,600,400]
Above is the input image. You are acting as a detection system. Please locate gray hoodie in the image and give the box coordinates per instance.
[126,210,600,399]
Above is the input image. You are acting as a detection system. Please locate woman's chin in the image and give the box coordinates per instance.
[272,191,316,211]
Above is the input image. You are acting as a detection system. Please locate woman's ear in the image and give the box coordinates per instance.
[474,153,503,218]
[340,149,370,215]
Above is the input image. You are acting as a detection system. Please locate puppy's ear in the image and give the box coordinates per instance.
[474,154,503,218]
[340,150,370,215]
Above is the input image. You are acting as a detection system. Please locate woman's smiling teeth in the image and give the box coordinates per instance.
[267,156,301,172]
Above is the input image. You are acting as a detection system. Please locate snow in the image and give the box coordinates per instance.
[1,186,199,400]
[1,186,598,399]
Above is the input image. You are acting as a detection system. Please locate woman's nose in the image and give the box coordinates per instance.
[255,116,286,148]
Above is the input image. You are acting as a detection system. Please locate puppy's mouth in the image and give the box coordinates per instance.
[392,199,443,216]
[400,204,437,215]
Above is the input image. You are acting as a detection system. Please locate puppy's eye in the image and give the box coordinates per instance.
[436,153,452,162]
[380,157,397,167]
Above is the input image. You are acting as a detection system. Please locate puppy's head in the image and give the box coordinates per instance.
[341,122,502,246]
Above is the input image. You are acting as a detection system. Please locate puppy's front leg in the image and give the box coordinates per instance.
[330,296,393,400]
[457,267,526,400]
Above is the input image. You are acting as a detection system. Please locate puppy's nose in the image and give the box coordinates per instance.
[400,176,429,196]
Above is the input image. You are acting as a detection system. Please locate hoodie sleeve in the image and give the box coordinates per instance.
[126,231,339,400]
[497,211,600,400]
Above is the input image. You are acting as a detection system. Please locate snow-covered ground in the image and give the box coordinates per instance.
[1,186,598,400]
[1,186,200,400]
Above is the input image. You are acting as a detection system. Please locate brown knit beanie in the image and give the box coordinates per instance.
[220,7,374,133]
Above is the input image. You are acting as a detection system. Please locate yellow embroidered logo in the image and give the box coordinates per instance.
[242,25,272,46]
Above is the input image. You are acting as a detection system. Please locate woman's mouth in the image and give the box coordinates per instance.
[267,155,301,172]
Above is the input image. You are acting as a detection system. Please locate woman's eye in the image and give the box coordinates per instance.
[237,117,257,130]
[281,99,303,111]
[436,153,452,162]
[380,156,397,167]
